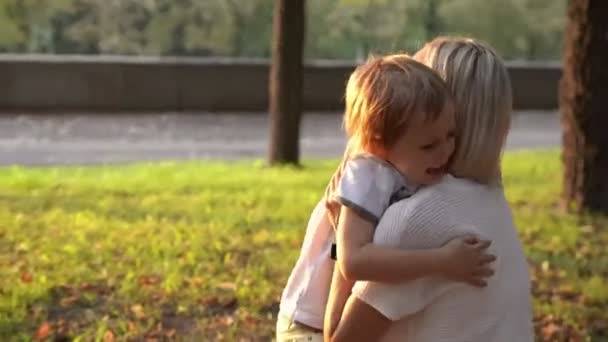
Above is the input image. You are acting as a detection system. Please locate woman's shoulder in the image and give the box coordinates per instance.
[397,175,459,202]
[388,175,493,216]
[419,174,492,198]
[376,177,464,245]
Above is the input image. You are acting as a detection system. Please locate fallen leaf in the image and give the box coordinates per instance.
[165,328,176,338]
[128,321,137,332]
[242,313,259,327]
[541,260,550,272]
[220,315,235,326]
[138,274,162,286]
[131,304,146,319]
[60,295,79,306]
[192,277,204,286]
[199,296,239,315]
[35,322,51,341]
[199,296,219,306]
[222,298,239,311]
[151,291,167,301]
[80,282,97,291]
[216,282,237,291]
[541,322,561,339]
[104,330,115,342]
[21,272,33,283]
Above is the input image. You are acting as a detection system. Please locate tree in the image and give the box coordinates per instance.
[0,4,24,51]
[560,0,608,213]
[423,0,441,41]
[0,0,569,60]
[268,0,306,165]
[225,0,273,57]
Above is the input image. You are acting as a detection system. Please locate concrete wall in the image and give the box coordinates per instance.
[0,55,561,112]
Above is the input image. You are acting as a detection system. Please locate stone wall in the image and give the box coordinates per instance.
[0,55,560,112]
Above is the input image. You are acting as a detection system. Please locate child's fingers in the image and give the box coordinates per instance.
[468,278,488,287]
[462,234,480,244]
[473,267,495,278]
[474,240,492,250]
[479,254,497,264]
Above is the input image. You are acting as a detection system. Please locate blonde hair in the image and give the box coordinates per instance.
[325,54,453,228]
[414,37,512,185]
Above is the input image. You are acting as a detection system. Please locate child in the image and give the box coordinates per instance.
[277,55,495,342]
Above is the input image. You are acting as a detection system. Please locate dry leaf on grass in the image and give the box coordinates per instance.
[21,271,33,283]
[35,323,51,341]
[104,330,115,342]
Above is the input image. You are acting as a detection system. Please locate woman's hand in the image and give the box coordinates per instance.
[438,235,496,287]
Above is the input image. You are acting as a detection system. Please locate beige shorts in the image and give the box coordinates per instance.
[275,314,324,342]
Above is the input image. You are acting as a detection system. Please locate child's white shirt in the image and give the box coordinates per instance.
[278,154,416,329]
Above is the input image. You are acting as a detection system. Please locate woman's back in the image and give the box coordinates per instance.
[353,175,533,341]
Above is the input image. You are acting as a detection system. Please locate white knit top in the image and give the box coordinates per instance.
[352,175,534,342]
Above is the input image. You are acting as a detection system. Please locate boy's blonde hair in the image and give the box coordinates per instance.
[414,37,512,185]
[325,54,453,228]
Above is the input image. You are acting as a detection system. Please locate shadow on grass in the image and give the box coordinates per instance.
[18,280,210,340]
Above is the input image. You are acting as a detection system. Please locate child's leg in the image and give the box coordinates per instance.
[276,314,324,342]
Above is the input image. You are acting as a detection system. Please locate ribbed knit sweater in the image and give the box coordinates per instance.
[352,175,534,342]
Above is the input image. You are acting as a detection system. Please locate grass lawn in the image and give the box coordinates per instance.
[0,149,606,341]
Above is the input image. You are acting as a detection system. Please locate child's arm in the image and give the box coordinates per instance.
[324,207,495,341]
[337,206,495,285]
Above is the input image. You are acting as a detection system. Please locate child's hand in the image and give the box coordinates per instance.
[439,235,496,287]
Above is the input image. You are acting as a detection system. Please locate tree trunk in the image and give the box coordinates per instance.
[268,0,305,165]
[560,0,608,213]
[424,0,440,41]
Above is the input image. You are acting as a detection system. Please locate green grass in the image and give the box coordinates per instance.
[0,150,606,341]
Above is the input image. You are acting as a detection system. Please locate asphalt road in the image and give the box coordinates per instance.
[0,111,560,166]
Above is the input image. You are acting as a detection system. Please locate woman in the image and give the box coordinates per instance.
[327,37,534,341]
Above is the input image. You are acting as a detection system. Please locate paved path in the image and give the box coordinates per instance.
[0,111,560,166]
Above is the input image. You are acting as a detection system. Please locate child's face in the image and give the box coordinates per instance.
[386,110,456,185]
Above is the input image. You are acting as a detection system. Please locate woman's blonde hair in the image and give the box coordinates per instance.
[325,54,453,228]
[414,37,512,185]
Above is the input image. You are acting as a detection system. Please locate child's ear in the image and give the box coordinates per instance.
[368,143,388,159]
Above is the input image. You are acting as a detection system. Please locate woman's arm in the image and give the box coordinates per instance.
[337,206,494,285]
[324,260,354,341]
